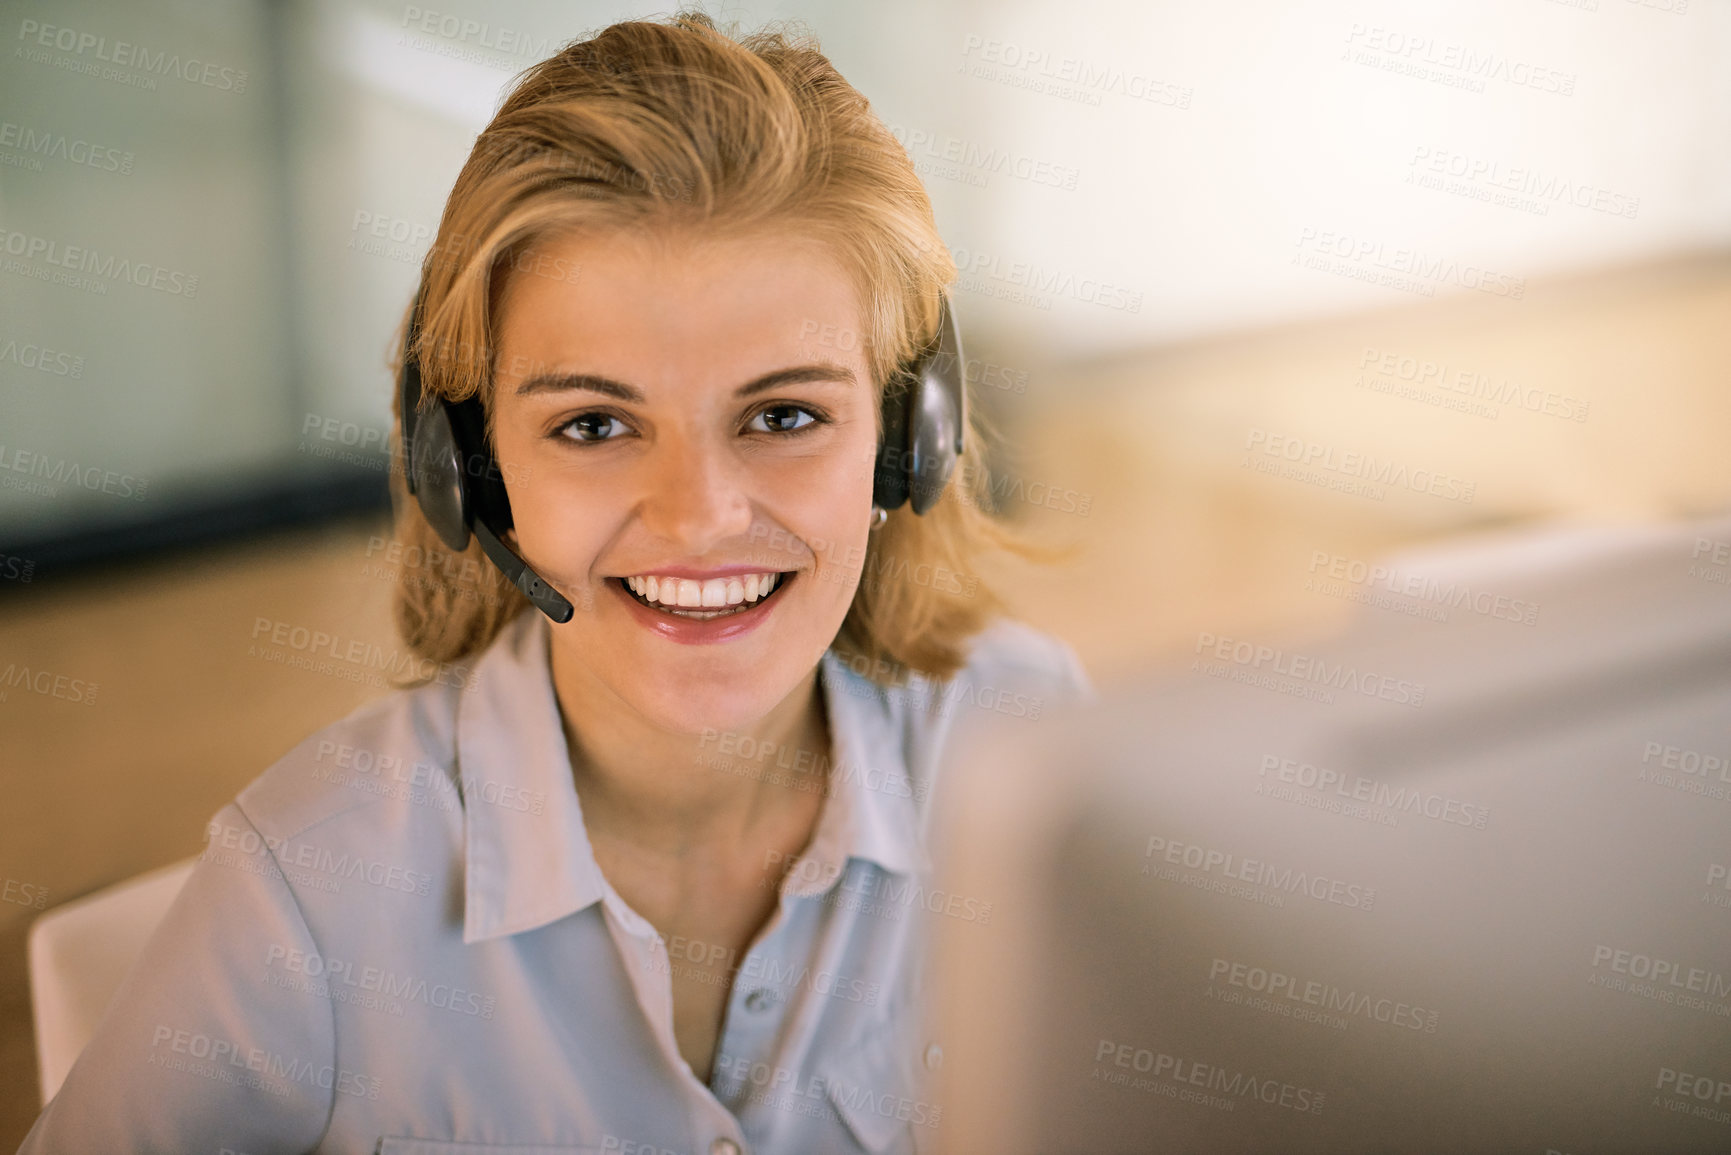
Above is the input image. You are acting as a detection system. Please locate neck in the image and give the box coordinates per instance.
[547,641,830,856]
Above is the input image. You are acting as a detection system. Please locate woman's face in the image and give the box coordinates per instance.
[488,225,879,735]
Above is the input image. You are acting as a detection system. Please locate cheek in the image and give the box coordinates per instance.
[785,435,876,518]
[808,414,881,497]
[505,473,607,576]
[789,479,875,593]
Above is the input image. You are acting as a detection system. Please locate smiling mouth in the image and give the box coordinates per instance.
[613,572,795,620]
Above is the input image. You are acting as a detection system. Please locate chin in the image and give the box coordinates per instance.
[628,673,806,738]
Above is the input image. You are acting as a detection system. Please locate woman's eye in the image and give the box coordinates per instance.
[750,405,819,434]
[561,412,628,442]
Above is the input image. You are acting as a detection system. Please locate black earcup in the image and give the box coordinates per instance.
[873,372,913,511]
[906,355,963,515]
[873,293,966,515]
[397,293,574,622]
[398,297,471,551]
[410,404,474,552]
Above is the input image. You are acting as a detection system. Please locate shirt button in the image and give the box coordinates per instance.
[924,1042,944,1070]
[743,987,778,1013]
[709,1139,741,1155]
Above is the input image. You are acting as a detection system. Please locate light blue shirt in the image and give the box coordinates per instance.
[19,609,1090,1154]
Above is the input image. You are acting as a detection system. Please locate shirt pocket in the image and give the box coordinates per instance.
[818,1021,941,1155]
[376,1140,609,1154]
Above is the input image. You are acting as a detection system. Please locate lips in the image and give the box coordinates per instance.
[614,571,794,621]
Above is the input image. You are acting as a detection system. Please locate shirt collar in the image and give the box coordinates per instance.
[457,612,928,944]
[794,648,931,891]
[456,611,606,944]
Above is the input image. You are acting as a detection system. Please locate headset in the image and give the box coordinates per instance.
[398,287,968,626]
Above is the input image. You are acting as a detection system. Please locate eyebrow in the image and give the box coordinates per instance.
[514,362,857,401]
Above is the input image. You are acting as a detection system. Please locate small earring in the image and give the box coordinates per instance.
[869,504,888,530]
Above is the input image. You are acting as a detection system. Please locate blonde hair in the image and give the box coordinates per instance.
[390,9,1045,684]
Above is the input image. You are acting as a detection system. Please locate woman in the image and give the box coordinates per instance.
[19,12,1088,1154]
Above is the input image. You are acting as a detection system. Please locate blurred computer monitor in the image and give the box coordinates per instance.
[929,516,1731,1153]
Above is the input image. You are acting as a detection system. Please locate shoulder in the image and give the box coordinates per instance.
[958,617,1092,701]
[874,616,1091,740]
[930,616,1094,725]
[212,613,552,911]
[224,675,464,854]
[881,618,1090,820]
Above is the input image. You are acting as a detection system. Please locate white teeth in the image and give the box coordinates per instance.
[625,571,788,611]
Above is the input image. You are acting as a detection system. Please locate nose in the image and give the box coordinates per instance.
[634,430,754,552]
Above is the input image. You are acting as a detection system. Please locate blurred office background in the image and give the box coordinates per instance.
[1,0,1728,1142]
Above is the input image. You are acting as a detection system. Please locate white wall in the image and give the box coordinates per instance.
[287,0,1731,426]
[5,0,1727,539]
[940,0,1731,355]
